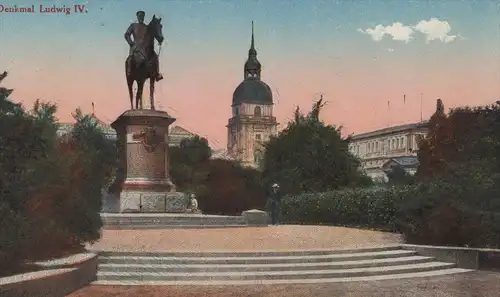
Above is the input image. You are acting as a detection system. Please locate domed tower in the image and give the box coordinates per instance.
[226,22,278,168]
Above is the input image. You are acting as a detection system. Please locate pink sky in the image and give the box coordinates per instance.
[8,58,498,150]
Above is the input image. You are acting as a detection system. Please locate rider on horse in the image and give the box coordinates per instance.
[124,11,163,82]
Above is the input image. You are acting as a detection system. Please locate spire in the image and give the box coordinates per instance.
[249,21,257,57]
[244,21,261,80]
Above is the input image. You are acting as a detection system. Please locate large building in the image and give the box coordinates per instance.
[349,121,429,182]
[57,112,197,147]
[225,22,278,168]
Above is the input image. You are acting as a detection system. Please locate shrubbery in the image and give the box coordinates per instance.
[282,162,500,248]
[396,162,500,247]
[0,72,115,272]
[281,186,398,231]
[197,159,266,215]
[170,136,266,215]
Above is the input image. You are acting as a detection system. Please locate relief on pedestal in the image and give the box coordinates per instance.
[132,127,164,153]
[141,193,167,212]
[165,192,188,213]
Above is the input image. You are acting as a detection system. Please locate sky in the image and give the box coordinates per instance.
[0,0,499,149]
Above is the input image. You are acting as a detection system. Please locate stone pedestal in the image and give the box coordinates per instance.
[110,109,188,213]
[242,209,269,226]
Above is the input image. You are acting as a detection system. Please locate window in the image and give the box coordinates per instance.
[375,142,378,150]
[235,107,239,116]
[255,134,261,141]
[254,106,262,117]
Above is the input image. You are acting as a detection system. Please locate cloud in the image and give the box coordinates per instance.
[413,18,457,43]
[358,18,461,44]
[357,22,414,43]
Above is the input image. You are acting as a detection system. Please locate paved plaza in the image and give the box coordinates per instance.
[88,225,402,252]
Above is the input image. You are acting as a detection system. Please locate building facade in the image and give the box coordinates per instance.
[56,113,117,139]
[168,125,197,147]
[226,22,278,168]
[348,121,428,182]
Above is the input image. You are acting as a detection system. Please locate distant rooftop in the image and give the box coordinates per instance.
[210,149,234,160]
[350,121,429,140]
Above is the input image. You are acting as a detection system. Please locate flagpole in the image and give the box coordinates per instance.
[403,94,406,124]
[420,93,423,122]
[387,100,390,127]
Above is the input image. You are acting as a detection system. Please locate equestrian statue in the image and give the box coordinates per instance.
[124,10,164,110]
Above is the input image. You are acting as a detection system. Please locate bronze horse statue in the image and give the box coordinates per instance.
[125,15,164,110]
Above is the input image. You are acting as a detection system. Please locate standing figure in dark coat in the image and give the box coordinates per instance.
[267,183,281,225]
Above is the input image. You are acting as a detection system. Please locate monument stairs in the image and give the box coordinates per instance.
[92,246,471,285]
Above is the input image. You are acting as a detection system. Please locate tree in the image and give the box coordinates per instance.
[0,71,114,271]
[198,159,266,215]
[169,136,266,215]
[417,100,500,179]
[262,98,369,196]
[169,136,212,192]
[416,99,452,179]
[385,164,415,185]
[58,108,116,242]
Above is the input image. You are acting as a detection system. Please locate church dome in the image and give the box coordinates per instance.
[232,79,273,105]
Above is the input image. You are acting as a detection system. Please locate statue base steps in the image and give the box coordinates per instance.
[100,210,269,229]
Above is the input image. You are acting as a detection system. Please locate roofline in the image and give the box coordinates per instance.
[350,121,429,140]
[231,101,274,107]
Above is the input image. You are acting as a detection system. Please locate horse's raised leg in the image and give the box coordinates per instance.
[136,80,145,109]
[149,77,155,110]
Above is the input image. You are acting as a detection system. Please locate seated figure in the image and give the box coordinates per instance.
[189,194,200,213]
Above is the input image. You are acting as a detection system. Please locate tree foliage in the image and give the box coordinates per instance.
[417,102,500,179]
[385,164,415,185]
[282,160,500,248]
[262,99,371,196]
[0,71,115,272]
[169,137,266,215]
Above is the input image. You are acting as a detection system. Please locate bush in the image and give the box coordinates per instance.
[170,137,267,216]
[395,164,500,248]
[281,186,399,231]
[197,159,266,215]
[282,162,500,248]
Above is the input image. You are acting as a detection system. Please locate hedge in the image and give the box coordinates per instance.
[281,186,401,231]
[281,170,500,248]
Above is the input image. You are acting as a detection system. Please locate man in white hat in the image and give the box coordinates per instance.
[267,183,281,225]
